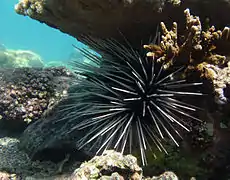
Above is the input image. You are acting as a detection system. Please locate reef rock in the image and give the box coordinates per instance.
[200,61,230,105]
[70,150,179,180]
[151,171,178,180]
[15,0,230,48]
[0,143,179,180]
[0,172,15,180]
[0,67,74,132]
[0,137,66,179]
[0,49,44,68]
[71,150,143,180]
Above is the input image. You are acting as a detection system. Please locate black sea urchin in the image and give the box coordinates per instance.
[58,36,204,165]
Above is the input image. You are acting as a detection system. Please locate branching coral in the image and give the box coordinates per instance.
[144,22,179,69]
[144,8,230,104]
[144,9,202,69]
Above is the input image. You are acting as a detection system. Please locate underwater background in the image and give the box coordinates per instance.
[0,0,87,64]
[1,0,230,179]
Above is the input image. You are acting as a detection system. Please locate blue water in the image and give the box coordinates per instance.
[0,0,87,63]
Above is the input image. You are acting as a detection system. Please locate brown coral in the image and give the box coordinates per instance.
[144,8,230,104]
[144,8,203,69]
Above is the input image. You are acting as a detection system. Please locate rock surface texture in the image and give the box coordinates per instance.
[0,67,74,132]
[15,0,230,47]
[70,150,179,180]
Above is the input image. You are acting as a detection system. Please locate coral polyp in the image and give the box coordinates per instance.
[56,34,204,165]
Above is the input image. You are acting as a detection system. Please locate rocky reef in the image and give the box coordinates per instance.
[0,67,74,132]
[14,0,230,105]
[0,137,59,179]
[71,150,178,180]
[11,8,229,180]
[71,150,143,180]
[0,146,179,179]
[15,0,230,48]
[0,48,44,68]
[3,0,230,179]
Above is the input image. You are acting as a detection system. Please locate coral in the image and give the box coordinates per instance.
[0,172,17,180]
[151,171,178,180]
[144,8,230,104]
[0,67,73,128]
[71,150,142,180]
[15,0,44,17]
[70,150,179,180]
[144,21,180,70]
[194,61,230,104]
[0,49,44,68]
[14,0,230,50]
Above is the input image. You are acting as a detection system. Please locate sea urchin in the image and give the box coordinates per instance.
[58,36,204,165]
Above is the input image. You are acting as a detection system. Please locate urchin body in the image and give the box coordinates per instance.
[58,37,203,165]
